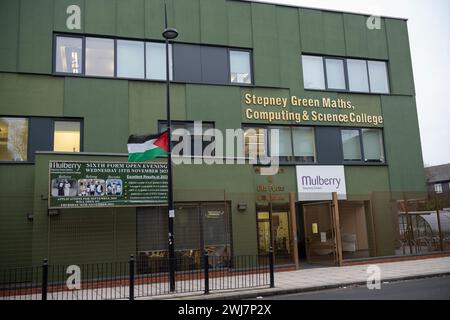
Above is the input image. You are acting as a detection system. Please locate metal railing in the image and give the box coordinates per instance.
[0,250,275,300]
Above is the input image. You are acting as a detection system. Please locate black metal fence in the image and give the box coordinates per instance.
[0,251,274,300]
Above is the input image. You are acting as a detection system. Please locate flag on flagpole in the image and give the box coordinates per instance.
[127,130,169,162]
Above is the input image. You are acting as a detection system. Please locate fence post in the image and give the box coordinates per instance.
[269,247,275,288]
[129,255,135,301]
[42,258,48,301]
[204,250,209,294]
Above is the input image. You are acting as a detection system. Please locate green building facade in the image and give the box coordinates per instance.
[0,0,425,268]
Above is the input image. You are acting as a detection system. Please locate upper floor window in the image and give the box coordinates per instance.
[53,121,81,153]
[347,59,369,92]
[0,117,29,161]
[301,54,390,94]
[243,125,315,164]
[302,55,325,90]
[85,37,114,77]
[434,183,443,194]
[325,58,346,90]
[229,50,252,84]
[55,36,83,74]
[54,34,251,85]
[341,128,385,163]
[146,42,172,81]
[117,40,145,79]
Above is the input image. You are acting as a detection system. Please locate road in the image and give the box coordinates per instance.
[255,276,450,300]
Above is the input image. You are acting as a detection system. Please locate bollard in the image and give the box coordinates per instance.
[129,255,135,300]
[204,250,209,294]
[42,258,48,300]
[269,247,275,288]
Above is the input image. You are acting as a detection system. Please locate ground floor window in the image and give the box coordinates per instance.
[137,202,232,273]
[0,117,28,161]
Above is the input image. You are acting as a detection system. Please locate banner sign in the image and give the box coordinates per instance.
[48,161,168,209]
[296,165,347,201]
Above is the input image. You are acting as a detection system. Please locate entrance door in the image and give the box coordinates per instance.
[302,202,338,265]
[256,207,293,264]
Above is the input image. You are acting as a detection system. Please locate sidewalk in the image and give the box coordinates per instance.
[140,256,450,300]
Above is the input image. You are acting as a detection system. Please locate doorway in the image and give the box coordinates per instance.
[256,205,293,265]
[302,202,338,265]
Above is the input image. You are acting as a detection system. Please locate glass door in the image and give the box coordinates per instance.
[256,206,294,265]
[302,202,337,265]
[257,211,271,255]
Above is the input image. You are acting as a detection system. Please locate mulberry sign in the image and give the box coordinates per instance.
[48,160,168,209]
[296,165,347,201]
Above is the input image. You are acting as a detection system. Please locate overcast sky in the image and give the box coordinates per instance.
[245,0,450,167]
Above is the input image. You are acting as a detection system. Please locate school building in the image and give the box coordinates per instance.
[0,0,426,269]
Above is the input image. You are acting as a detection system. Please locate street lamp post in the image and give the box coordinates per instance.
[162,5,178,293]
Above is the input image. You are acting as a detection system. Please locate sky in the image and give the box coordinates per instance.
[245,0,450,167]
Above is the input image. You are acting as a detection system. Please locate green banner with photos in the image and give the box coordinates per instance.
[48,160,168,209]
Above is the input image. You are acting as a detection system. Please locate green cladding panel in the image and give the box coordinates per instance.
[116,0,145,38]
[276,6,302,92]
[386,19,415,95]
[0,0,20,72]
[173,0,201,43]
[227,0,253,48]
[63,78,129,153]
[299,9,346,56]
[128,81,186,134]
[381,95,425,192]
[18,0,53,74]
[0,165,34,268]
[85,0,116,35]
[251,3,280,87]
[200,0,228,46]
[343,13,369,58]
[186,85,242,131]
[0,73,64,116]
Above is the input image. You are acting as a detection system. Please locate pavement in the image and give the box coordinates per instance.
[140,256,450,300]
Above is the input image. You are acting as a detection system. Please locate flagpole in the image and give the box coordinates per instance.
[162,3,178,293]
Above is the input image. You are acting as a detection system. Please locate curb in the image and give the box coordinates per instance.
[170,271,450,300]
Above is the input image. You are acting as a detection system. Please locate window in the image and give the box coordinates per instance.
[347,59,369,92]
[243,127,267,159]
[292,127,315,162]
[55,36,83,74]
[302,55,325,90]
[270,127,292,159]
[85,37,114,77]
[325,58,346,90]
[53,121,81,152]
[368,61,390,94]
[302,55,390,94]
[117,40,145,79]
[361,128,384,162]
[229,50,252,84]
[159,121,214,157]
[0,117,28,161]
[242,125,315,163]
[341,128,385,163]
[341,129,362,161]
[434,183,443,194]
[146,42,172,80]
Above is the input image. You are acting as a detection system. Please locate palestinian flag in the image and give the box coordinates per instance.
[127,130,169,162]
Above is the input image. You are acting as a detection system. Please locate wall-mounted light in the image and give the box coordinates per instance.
[26,213,34,221]
[237,203,247,211]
